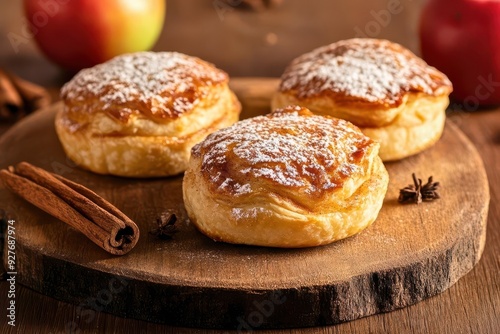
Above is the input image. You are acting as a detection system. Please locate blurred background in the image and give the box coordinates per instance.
[0,0,425,86]
[2,3,500,334]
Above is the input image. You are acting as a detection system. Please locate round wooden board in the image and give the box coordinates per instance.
[0,78,489,329]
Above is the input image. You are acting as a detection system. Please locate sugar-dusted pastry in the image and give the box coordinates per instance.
[272,38,453,161]
[56,52,241,177]
[183,105,389,248]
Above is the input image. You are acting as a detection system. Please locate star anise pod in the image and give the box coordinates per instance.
[398,173,422,204]
[398,173,440,204]
[421,176,440,201]
[150,211,178,240]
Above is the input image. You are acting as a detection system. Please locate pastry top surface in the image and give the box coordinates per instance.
[192,105,377,203]
[61,52,228,123]
[278,38,453,108]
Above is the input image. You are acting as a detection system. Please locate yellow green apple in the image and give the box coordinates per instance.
[24,0,166,71]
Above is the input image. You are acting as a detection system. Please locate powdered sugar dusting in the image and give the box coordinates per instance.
[61,52,227,119]
[193,105,374,197]
[231,207,266,219]
[279,39,452,106]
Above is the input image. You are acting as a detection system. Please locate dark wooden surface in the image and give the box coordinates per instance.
[0,1,499,333]
[0,80,489,329]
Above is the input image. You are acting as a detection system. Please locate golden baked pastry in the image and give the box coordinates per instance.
[272,38,453,161]
[183,105,389,248]
[56,52,241,177]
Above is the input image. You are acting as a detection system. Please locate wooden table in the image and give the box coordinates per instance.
[1,1,499,333]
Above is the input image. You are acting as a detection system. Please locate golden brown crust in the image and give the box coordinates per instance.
[272,90,403,127]
[61,52,228,123]
[191,105,377,210]
[273,39,453,161]
[55,90,241,177]
[277,38,452,111]
[56,52,241,177]
[183,106,389,247]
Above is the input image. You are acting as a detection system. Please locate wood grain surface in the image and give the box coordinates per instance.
[0,78,489,330]
[1,1,499,332]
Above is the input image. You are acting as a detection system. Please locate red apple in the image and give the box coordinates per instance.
[24,0,166,71]
[420,0,500,106]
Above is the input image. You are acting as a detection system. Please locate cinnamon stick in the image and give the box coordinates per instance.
[0,69,51,121]
[0,70,23,120]
[8,71,51,112]
[0,162,139,255]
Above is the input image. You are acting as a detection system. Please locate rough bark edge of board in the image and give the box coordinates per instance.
[11,211,486,330]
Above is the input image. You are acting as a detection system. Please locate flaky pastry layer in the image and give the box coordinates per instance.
[273,92,449,161]
[55,89,240,177]
[183,153,388,248]
[360,94,448,161]
[61,85,235,137]
[61,52,229,122]
[183,106,389,247]
[275,38,452,119]
[272,90,404,127]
